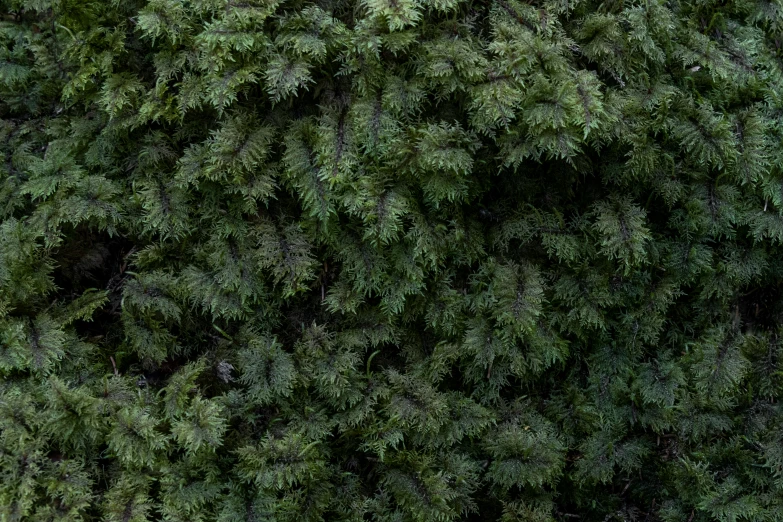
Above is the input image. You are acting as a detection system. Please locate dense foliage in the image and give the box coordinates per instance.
[2,0,783,520]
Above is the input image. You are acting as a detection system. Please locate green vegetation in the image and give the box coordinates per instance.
[1,0,783,520]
